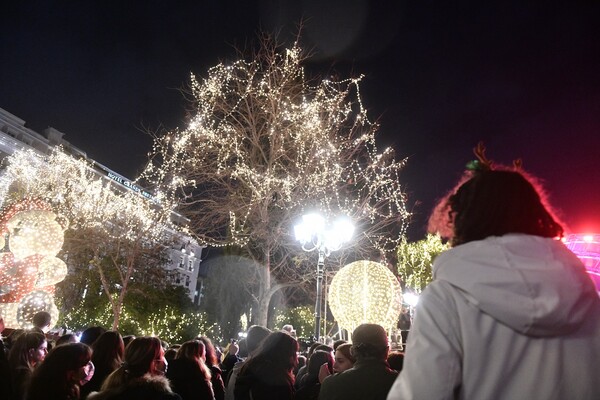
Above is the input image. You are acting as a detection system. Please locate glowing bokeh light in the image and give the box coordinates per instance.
[328,260,402,334]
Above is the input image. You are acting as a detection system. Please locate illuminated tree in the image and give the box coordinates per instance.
[396,233,448,293]
[140,37,410,325]
[0,148,180,330]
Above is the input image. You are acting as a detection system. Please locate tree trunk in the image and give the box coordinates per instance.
[254,253,271,327]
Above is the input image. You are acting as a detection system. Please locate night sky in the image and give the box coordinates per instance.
[2,1,599,240]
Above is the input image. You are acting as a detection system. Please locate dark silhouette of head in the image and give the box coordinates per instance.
[243,331,299,384]
[32,311,52,332]
[351,324,389,361]
[55,334,78,346]
[79,326,107,346]
[429,168,564,246]
[307,349,334,379]
[92,331,125,373]
[387,351,404,371]
[245,325,271,356]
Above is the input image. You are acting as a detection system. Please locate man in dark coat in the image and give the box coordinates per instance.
[319,324,397,400]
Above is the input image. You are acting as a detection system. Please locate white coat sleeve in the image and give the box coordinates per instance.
[387,282,463,400]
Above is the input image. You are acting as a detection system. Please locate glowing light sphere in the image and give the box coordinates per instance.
[328,260,403,334]
[36,257,68,287]
[16,290,59,329]
[6,210,64,260]
[0,200,67,330]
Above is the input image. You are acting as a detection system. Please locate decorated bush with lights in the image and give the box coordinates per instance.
[328,260,402,335]
[0,198,67,329]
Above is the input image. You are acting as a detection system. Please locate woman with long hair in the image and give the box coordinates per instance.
[87,336,180,400]
[166,340,214,400]
[196,336,224,400]
[26,342,93,400]
[8,331,47,399]
[80,331,124,399]
[234,331,298,400]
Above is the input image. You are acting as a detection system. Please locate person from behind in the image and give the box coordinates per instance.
[56,334,79,347]
[26,342,94,400]
[166,340,214,400]
[8,331,47,399]
[79,327,106,347]
[387,147,600,399]
[234,331,298,400]
[196,336,224,400]
[295,349,333,400]
[31,312,52,334]
[224,325,270,400]
[87,336,180,400]
[80,331,124,399]
[386,352,404,372]
[220,340,240,377]
[319,324,397,400]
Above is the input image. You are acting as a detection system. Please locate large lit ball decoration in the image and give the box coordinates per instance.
[0,198,67,329]
[328,260,403,334]
[6,210,65,260]
[16,290,59,329]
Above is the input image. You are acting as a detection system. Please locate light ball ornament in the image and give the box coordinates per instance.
[35,257,68,288]
[6,210,65,260]
[16,290,59,329]
[328,260,403,334]
[0,199,67,329]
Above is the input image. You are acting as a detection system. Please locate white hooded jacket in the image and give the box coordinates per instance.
[387,234,600,400]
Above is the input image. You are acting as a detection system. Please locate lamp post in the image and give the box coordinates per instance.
[294,213,354,341]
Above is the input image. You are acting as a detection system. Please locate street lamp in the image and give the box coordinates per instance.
[294,213,354,341]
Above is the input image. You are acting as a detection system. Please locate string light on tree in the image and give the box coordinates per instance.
[0,148,180,330]
[138,37,411,326]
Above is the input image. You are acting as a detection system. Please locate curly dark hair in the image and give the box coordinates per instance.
[429,168,564,246]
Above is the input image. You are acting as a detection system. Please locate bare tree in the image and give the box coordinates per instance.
[140,36,410,326]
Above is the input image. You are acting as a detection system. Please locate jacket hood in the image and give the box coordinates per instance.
[433,234,599,337]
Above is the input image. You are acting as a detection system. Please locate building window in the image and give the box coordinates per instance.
[188,259,194,272]
[185,275,191,287]
[178,256,184,269]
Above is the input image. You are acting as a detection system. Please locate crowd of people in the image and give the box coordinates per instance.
[0,316,405,400]
[1,151,599,399]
